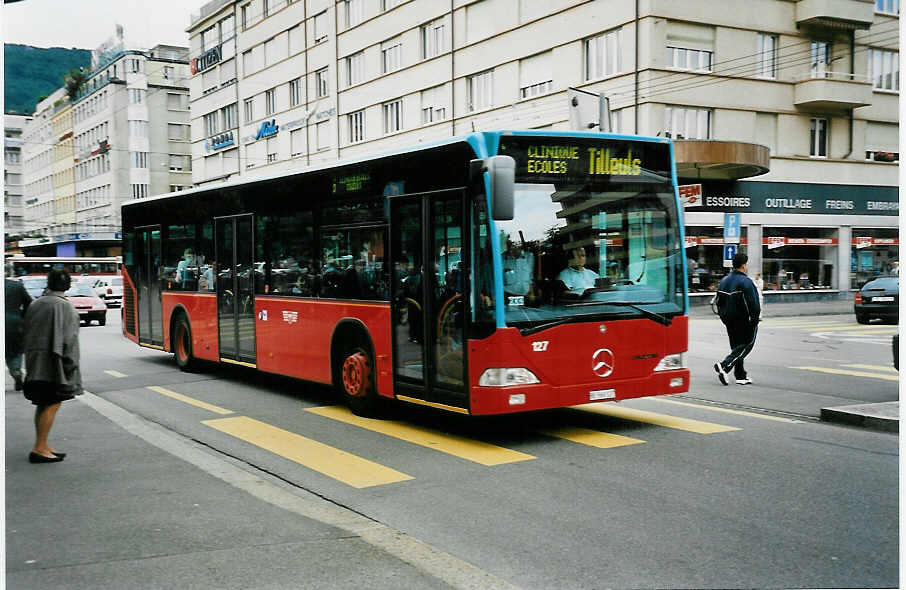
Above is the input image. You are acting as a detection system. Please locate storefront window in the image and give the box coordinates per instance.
[852,228,898,288]
[762,227,836,289]
[685,226,747,292]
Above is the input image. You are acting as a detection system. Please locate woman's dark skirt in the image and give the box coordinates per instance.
[23,381,75,406]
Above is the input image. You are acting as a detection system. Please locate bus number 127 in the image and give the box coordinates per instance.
[532,341,549,352]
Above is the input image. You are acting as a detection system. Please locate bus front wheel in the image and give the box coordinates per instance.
[339,346,377,416]
[174,315,199,372]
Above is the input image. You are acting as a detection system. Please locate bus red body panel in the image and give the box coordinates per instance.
[467,317,689,415]
[254,298,393,394]
[161,293,219,361]
[121,270,139,344]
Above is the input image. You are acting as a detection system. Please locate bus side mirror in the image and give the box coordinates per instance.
[470,156,515,221]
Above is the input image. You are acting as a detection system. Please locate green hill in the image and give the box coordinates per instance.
[4,44,91,115]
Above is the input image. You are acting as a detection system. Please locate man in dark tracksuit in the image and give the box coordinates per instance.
[713,253,761,385]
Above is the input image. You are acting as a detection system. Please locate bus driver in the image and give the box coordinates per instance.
[557,247,598,294]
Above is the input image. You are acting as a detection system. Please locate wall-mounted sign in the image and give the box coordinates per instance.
[679,184,702,207]
[313,107,336,122]
[695,181,898,216]
[255,119,279,140]
[191,46,222,75]
[206,131,235,152]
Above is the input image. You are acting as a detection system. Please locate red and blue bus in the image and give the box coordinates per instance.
[121,130,689,415]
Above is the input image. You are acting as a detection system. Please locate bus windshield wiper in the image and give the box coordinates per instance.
[605,301,672,326]
[518,312,616,336]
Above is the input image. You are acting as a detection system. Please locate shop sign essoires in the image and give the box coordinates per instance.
[695,181,898,216]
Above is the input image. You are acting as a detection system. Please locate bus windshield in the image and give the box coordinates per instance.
[493,137,684,330]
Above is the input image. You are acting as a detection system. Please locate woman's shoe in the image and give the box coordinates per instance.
[29,452,64,463]
[52,452,66,459]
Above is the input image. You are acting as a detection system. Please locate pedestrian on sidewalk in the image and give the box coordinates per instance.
[5,262,33,391]
[713,253,761,386]
[22,268,82,463]
[753,272,765,319]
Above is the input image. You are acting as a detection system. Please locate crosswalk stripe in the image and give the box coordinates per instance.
[571,403,740,434]
[538,427,645,448]
[842,363,898,373]
[203,416,413,488]
[305,406,534,465]
[104,370,127,378]
[806,324,895,332]
[649,397,803,423]
[833,327,897,334]
[147,386,234,415]
[790,366,899,382]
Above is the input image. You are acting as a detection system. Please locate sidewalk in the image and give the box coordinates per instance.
[4,388,517,590]
[689,296,854,318]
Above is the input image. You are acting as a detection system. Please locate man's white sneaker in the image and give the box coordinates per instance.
[736,378,753,385]
[713,363,728,386]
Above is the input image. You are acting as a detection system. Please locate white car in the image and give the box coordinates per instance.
[93,276,124,307]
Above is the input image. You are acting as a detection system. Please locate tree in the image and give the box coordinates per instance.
[63,67,88,101]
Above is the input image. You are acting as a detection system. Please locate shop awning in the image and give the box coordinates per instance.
[674,140,770,181]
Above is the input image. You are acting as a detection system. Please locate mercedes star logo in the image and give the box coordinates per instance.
[591,348,615,378]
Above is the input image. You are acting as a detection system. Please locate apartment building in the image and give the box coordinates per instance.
[4,113,32,245]
[19,45,192,256]
[186,0,898,296]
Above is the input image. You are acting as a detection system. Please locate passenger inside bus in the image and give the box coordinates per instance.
[556,247,599,294]
[501,232,535,303]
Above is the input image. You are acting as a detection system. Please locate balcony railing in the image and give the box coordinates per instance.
[796,0,874,29]
[793,71,873,109]
[189,0,233,28]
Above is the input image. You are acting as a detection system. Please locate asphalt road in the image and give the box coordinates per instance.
[13,309,899,589]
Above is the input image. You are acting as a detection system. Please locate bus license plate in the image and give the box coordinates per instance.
[872,296,894,302]
[590,389,616,401]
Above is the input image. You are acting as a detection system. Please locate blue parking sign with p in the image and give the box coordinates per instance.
[723,213,741,243]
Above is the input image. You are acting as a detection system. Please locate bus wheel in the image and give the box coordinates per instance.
[174,315,198,372]
[340,347,377,416]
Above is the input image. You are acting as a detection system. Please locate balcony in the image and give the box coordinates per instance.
[674,141,770,181]
[794,72,873,110]
[796,0,874,29]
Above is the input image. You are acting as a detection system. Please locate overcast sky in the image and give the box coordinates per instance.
[3,0,204,50]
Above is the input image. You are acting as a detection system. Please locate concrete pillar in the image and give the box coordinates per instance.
[746,223,762,278]
[838,225,852,293]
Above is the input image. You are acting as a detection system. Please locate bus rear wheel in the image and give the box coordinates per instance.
[339,346,377,416]
[174,315,198,372]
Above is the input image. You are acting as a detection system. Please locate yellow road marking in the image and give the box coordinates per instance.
[842,363,898,373]
[104,370,127,378]
[147,386,234,415]
[572,402,740,434]
[539,427,645,448]
[791,366,899,382]
[306,406,534,465]
[203,416,413,488]
[649,397,803,423]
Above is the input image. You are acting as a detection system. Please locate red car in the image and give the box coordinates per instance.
[65,284,108,326]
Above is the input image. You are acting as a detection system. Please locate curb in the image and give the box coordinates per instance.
[820,402,899,433]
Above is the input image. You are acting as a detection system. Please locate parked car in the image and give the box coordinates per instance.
[854,275,898,324]
[893,333,899,371]
[64,284,108,326]
[93,276,123,307]
[19,276,47,299]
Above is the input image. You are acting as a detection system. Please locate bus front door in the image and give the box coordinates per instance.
[137,225,163,348]
[215,215,257,366]
[390,190,469,411]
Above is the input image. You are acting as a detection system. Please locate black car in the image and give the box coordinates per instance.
[854,275,898,324]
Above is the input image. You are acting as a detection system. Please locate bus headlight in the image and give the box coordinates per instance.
[654,353,685,371]
[479,368,540,387]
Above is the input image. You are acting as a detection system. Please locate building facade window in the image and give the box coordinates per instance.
[132,184,149,199]
[163,66,175,80]
[204,111,220,137]
[265,88,276,115]
[347,51,365,85]
[810,117,828,157]
[129,58,141,73]
[315,67,329,97]
[349,110,366,143]
[421,85,447,123]
[468,70,493,111]
[382,42,402,73]
[585,28,622,80]
[667,46,712,72]
[875,0,900,13]
[289,78,302,106]
[244,98,254,122]
[756,33,778,79]
[664,106,712,139]
[262,0,270,18]
[314,11,328,42]
[383,0,404,9]
[519,51,553,98]
[168,123,187,140]
[266,137,277,162]
[346,0,365,27]
[241,4,249,29]
[221,103,237,130]
[316,120,330,150]
[810,41,831,78]
[383,99,403,133]
[129,120,149,137]
[131,151,148,168]
[290,128,305,156]
[421,18,446,59]
[868,48,899,91]
[129,89,145,104]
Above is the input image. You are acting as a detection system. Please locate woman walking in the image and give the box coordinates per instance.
[22,268,82,463]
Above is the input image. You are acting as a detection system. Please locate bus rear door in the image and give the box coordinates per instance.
[136,226,163,348]
[389,189,469,412]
